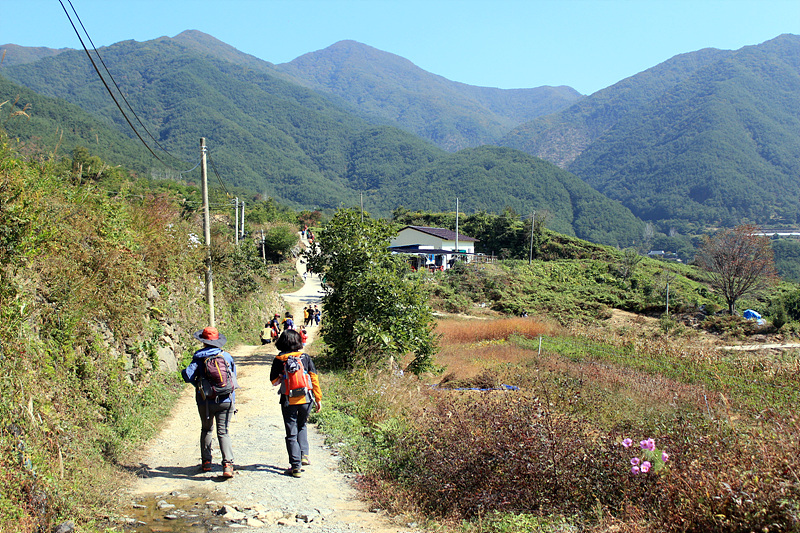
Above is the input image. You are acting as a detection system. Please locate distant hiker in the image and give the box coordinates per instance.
[283,312,295,331]
[270,329,321,478]
[304,306,313,327]
[260,323,272,345]
[181,327,237,479]
[313,305,321,326]
[299,327,308,346]
[268,313,281,341]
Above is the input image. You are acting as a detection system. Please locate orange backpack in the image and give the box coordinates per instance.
[280,353,312,400]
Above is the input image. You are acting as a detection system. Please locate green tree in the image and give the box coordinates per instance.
[694,225,777,314]
[305,208,438,372]
[261,224,298,262]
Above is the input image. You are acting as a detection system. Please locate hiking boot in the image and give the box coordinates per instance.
[201,460,213,472]
[285,467,302,478]
[301,455,311,466]
[222,463,234,478]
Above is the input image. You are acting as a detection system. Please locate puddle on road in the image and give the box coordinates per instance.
[126,493,228,533]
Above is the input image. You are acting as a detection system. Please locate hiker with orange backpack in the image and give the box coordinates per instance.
[270,329,321,478]
[181,327,237,478]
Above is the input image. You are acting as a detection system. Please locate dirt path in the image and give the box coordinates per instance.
[123,249,410,532]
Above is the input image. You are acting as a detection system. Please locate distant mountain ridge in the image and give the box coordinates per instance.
[499,47,734,167]
[0,43,71,67]
[567,34,800,229]
[2,30,797,242]
[0,33,642,247]
[276,40,583,151]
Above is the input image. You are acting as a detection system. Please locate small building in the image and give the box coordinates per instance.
[389,226,479,271]
[647,250,683,263]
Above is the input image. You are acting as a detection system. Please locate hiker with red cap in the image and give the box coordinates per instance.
[181,326,238,478]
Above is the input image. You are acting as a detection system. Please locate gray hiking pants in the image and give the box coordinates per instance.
[282,402,312,469]
[198,401,234,465]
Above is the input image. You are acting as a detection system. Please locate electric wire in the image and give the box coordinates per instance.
[65,0,184,168]
[59,0,199,175]
[58,0,172,168]
[206,150,232,198]
[58,1,240,196]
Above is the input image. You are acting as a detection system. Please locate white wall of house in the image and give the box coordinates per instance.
[391,228,476,254]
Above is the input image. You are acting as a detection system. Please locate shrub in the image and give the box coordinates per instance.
[702,315,763,337]
[394,393,659,520]
[657,418,800,531]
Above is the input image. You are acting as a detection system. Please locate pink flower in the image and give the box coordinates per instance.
[630,457,641,466]
[622,438,633,448]
[631,466,640,475]
[641,461,651,473]
[662,452,669,462]
[640,438,656,451]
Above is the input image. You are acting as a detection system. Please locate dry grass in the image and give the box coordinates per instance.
[433,317,559,383]
[437,317,558,345]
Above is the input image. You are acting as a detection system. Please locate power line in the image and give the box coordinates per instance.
[206,150,232,198]
[58,0,197,174]
[65,0,182,165]
[58,1,237,199]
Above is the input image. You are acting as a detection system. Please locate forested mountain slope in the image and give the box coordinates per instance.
[1,37,380,208]
[0,34,642,246]
[501,34,800,230]
[277,40,583,151]
[0,74,157,172]
[0,43,70,67]
[499,47,733,167]
[569,34,800,230]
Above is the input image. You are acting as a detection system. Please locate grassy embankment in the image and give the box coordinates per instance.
[0,133,293,532]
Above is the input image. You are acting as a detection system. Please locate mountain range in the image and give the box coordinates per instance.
[1,31,798,247]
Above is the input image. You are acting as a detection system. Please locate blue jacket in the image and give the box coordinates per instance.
[181,346,236,404]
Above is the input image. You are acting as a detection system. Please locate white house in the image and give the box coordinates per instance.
[389,226,478,270]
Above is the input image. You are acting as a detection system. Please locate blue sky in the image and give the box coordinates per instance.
[4,0,799,95]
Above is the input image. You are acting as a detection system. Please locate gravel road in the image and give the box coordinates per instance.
[123,255,413,533]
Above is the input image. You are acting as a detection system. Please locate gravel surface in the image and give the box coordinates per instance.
[123,257,415,533]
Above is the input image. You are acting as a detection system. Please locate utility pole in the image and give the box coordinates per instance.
[200,138,215,327]
[234,197,239,246]
[360,192,364,223]
[261,229,266,264]
[529,210,536,265]
[455,198,459,265]
[240,200,245,240]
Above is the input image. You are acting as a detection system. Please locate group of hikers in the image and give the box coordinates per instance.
[181,321,322,480]
[260,306,321,346]
[301,225,315,245]
[179,227,323,479]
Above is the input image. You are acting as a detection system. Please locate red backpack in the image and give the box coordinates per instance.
[280,353,312,400]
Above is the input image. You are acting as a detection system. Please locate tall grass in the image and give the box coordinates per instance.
[437,317,557,344]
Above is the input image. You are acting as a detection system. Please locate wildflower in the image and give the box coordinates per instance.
[624,436,671,475]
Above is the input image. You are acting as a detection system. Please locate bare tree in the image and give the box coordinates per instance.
[694,225,777,314]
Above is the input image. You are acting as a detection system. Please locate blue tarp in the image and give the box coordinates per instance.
[434,384,520,392]
[743,309,766,325]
